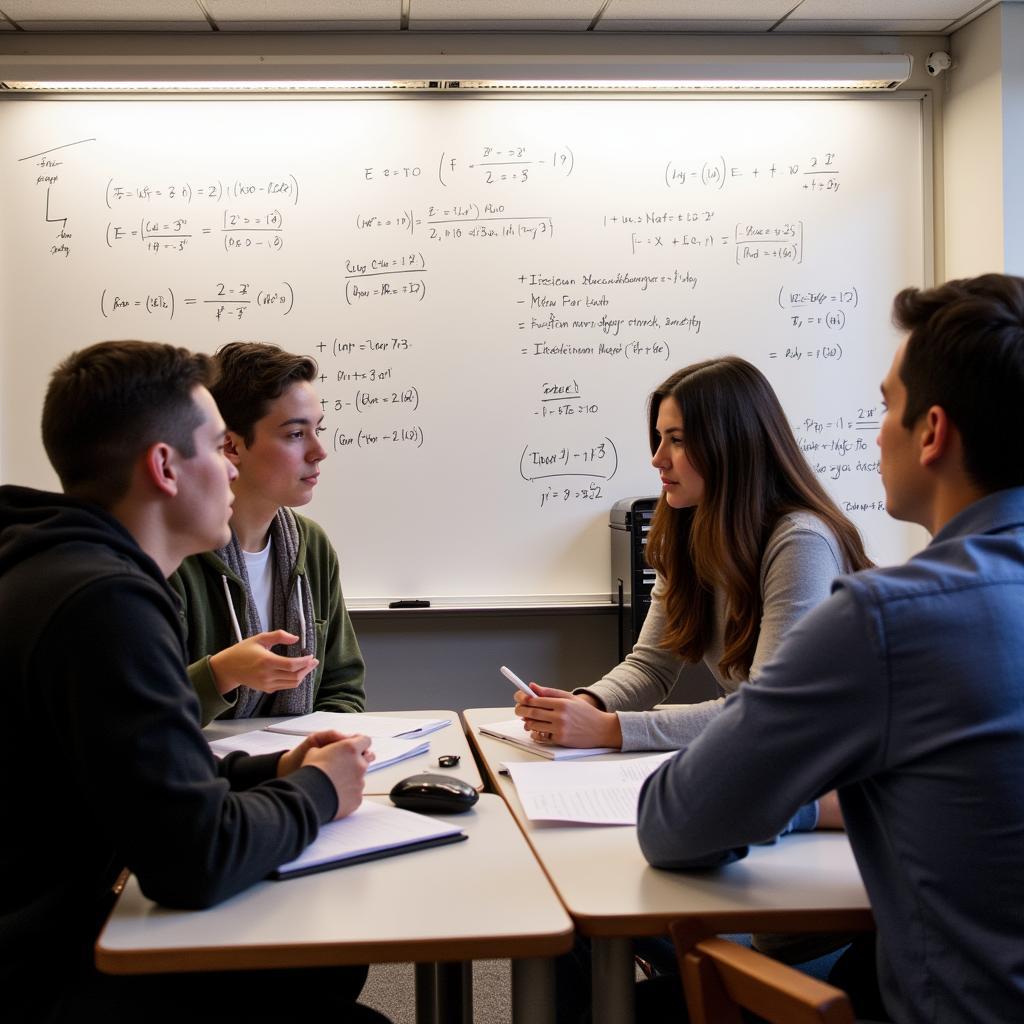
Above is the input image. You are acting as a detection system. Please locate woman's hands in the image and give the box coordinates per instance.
[513,685,623,749]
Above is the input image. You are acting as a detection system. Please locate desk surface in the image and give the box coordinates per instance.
[464,707,872,937]
[97,794,572,975]
[204,710,482,795]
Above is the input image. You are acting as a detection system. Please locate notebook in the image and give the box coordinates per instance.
[272,799,466,879]
[479,718,616,760]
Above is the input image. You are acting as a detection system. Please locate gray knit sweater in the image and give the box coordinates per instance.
[578,512,848,751]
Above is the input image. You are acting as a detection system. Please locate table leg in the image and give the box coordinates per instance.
[435,961,472,1024]
[591,937,634,1024]
[462,962,473,1024]
[511,956,555,1024]
[415,962,437,1024]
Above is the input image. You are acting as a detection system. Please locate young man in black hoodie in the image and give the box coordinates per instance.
[0,341,386,1022]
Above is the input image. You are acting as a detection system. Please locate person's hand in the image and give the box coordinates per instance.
[815,790,845,830]
[276,729,349,778]
[514,684,623,749]
[297,733,375,820]
[209,631,318,695]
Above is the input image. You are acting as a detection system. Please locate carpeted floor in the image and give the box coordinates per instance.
[360,959,512,1023]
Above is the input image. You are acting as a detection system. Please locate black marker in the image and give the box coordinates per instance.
[388,599,431,609]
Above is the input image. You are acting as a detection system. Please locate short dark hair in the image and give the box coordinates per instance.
[42,340,212,507]
[210,342,318,444]
[893,273,1024,493]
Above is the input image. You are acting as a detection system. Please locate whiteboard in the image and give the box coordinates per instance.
[0,96,928,606]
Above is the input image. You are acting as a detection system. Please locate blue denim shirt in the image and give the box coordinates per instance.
[638,488,1024,1024]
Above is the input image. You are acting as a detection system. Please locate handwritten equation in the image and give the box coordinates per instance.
[355,202,554,244]
[519,437,619,483]
[98,280,294,321]
[626,220,804,264]
[320,337,413,358]
[664,152,840,193]
[342,249,428,305]
[332,385,420,414]
[331,425,424,452]
[438,144,574,186]
[793,406,881,485]
[533,379,600,419]
[104,176,300,207]
[105,209,286,254]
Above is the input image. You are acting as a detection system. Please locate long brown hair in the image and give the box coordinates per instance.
[644,357,871,679]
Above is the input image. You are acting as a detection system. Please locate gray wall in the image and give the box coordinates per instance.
[355,607,717,711]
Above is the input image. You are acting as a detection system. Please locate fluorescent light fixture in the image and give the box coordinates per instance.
[0,53,913,92]
[454,77,904,92]
[1,80,430,92]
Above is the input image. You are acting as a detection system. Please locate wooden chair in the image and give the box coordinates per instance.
[670,920,857,1024]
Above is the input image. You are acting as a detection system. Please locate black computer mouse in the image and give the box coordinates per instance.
[389,773,479,814]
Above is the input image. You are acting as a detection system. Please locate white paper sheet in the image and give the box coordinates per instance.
[266,712,450,738]
[208,730,304,757]
[506,753,676,825]
[208,730,430,773]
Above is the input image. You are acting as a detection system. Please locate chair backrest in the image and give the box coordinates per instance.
[670,924,856,1024]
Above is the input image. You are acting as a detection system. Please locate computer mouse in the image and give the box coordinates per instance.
[389,773,479,814]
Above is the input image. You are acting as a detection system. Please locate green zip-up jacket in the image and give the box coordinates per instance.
[170,513,365,725]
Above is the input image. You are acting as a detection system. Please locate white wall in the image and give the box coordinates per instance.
[1001,3,1024,274]
[945,1,1024,277]
[945,6,1004,277]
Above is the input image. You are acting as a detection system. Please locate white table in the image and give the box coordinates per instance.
[97,795,572,1024]
[204,709,482,795]
[464,707,873,1024]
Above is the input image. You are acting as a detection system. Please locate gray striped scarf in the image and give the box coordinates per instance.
[219,507,316,717]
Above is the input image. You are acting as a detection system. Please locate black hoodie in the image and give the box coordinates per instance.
[0,485,337,992]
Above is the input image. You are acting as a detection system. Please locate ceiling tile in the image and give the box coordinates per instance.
[778,0,978,31]
[774,19,956,32]
[786,0,975,17]
[1,0,210,29]
[204,0,400,30]
[410,0,598,30]
[598,0,789,31]
[594,19,776,31]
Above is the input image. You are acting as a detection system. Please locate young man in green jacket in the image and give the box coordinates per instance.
[172,342,366,724]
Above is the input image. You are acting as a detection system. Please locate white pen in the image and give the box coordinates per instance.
[500,665,534,696]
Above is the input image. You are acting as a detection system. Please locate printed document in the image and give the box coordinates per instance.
[506,753,675,824]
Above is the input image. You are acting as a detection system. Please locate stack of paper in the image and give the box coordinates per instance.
[479,718,615,760]
[273,800,467,879]
[208,730,431,773]
[505,752,675,825]
[209,730,305,758]
[266,712,450,739]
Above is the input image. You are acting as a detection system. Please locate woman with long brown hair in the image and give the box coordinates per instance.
[515,356,871,753]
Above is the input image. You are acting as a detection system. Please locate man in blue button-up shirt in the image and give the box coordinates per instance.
[638,273,1024,1024]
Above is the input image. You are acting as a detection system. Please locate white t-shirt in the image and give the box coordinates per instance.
[242,537,275,634]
